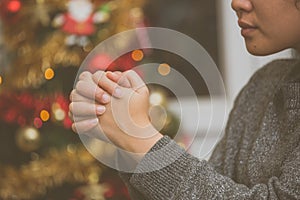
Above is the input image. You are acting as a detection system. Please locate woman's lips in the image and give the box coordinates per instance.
[241,28,257,37]
[238,20,258,37]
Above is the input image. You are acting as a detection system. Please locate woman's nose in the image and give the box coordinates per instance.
[231,0,253,17]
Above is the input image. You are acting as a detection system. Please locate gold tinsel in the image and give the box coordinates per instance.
[0,145,103,199]
[1,0,146,89]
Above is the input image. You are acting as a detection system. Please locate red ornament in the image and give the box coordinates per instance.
[88,52,138,73]
[88,54,113,72]
[0,0,21,23]
[0,91,71,129]
[104,186,115,198]
[7,0,21,13]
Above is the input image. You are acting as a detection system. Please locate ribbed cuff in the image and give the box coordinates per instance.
[129,136,199,199]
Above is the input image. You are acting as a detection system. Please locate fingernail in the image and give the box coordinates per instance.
[102,94,111,103]
[114,88,123,98]
[96,106,106,114]
[89,118,99,125]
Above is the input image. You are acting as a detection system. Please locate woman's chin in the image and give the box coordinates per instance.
[245,44,286,56]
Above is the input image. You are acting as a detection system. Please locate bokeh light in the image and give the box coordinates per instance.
[40,110,50,122]
[33,117,43,129]
[7,0,21,13]
[149,92,164,105]
[131,49,144,61]
[54,108,65,121]
[158,63,171,76]
[44,68,55,80]
[25,127,39,140]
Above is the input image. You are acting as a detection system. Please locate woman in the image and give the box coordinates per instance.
[70,0,300,199]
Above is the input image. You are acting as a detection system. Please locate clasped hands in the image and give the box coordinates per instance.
[69,70,163,154]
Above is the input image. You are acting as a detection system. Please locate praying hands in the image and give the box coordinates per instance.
[69,70,163,154]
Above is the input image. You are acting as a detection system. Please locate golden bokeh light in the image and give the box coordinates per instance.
[158,63,171,76]
[131,49,144,61]
[40,110,50,122]
[0,76,2,85]
[149,92,164,106]
[44,68,55,80]
[54,108,65,121]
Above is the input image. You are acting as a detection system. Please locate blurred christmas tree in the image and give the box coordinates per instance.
[0,0,147,199]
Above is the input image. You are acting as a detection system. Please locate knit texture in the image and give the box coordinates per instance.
[120,59,300,199]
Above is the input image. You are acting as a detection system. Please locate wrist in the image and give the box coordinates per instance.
[125,129,163,154]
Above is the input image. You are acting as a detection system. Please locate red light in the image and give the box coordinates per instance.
[7,0,21,13]
[33,118,43,129]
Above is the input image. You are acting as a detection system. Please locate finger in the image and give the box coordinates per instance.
[123,70,148,94]
[75,80,111,104]
[106,71,122,83]
[70,89,94,103]
[78,71,93,81]
[93,71,123,98]
[90,124,111,143]
[69,111,94,121]
[69,109,100,122]
[68,111,74,121]
[69,102,106,116]
[114,71,122,75]
[107,72,131,88]
[72,118,99,133]
[71,118,110,142]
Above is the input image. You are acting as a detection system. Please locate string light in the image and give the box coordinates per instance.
[158,63,171,76]
[40,110,50,122]
[44,68,55,80]
[131,49,144,61]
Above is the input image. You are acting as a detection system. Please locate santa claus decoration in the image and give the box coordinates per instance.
[53,0,110,47]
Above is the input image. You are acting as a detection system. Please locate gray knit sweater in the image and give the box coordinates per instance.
[119,59,300,199]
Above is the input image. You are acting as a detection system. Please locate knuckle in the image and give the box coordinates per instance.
[92,71,105,82]
[69,102,74,112]
[71,124,77,132]
[79,71,91,80]
[70,89,77,101]
[75,80,84,91]
[123,70,132,77]
[95,89,104,98]
[127,70,137,76]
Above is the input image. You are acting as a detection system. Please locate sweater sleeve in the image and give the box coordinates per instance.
[125,136,300,200]
[118,59,300,199]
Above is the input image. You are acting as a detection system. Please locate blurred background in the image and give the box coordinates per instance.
[0,0,292,199]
